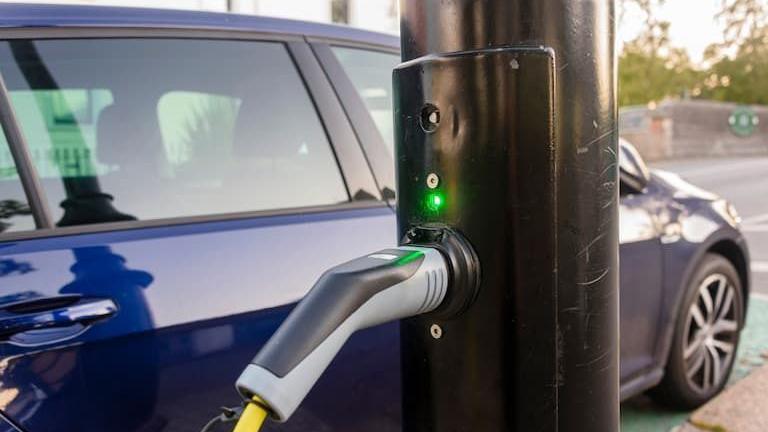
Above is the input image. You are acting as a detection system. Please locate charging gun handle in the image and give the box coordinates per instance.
[236,246,448,421]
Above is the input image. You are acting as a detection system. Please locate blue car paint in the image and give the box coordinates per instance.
[618,187,665,385]
[0,205,402,431]
[0,414,20,432]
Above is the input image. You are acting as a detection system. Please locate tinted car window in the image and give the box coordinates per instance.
[0,130,34,233]
[332,47,400,157]
[0,39,348,227]
[619,139,650,182]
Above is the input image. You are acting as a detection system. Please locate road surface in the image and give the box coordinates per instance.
[652,157,768,296]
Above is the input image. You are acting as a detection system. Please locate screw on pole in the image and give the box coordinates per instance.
[419,104,440,133]
[426,173,440,189]
[429,324,443,339]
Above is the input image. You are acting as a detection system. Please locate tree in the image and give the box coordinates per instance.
[718,0,768,47]
[699,25,768,103]
[619,43,700,106]
[618,0,700,106]
[688,0,768,103]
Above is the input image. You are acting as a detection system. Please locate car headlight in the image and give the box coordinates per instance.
[726,202,741,226]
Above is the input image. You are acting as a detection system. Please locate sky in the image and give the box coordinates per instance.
[619,0,725,65]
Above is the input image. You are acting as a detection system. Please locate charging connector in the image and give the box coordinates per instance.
[236,246,448,421]
[233,228,479,430]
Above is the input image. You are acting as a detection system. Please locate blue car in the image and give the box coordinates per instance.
[0,4,750,431]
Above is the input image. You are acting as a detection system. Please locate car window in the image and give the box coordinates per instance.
[619,179,635,197]
[0,129,34,233]
[332,47,400,157]
[0,39,348,228]
[619,139,650,183]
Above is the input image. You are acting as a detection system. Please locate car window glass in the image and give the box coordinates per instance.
[157,92,241,168]
[332,47,400,157]
[8,89,114,180]
[619,139,650,183]
[619,179,634,197]
[619,144,640,179]
[0,128,35,233]
[0,39,348,227]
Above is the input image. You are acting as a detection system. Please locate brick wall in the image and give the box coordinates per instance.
[619,100,768,161]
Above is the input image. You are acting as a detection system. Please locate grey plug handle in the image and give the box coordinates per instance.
[236,246,448,421]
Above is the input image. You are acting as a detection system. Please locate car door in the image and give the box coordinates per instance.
[0,34,401,432]
[618,142,665,385]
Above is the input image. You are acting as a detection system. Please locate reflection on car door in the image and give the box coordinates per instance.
[619,188,664,383]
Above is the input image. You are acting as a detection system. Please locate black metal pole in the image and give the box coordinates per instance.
[395,1,618,431]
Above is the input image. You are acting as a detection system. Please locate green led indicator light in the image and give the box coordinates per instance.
[396,251,424,266]
[426,192,445,212]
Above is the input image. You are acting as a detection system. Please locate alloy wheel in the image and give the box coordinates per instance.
[683,273,739,394]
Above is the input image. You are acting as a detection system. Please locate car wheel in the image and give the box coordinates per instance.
[650,253,744,409]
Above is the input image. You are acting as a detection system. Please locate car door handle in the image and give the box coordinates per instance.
[0,296,117,338]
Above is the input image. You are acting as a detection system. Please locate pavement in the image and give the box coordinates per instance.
[679,362,768,432]
[621,157,768,432]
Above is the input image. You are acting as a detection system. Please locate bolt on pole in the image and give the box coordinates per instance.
[395,1,619,431]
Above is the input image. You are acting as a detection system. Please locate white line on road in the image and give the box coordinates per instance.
[752,262,768,273]
[652,158,768,180]
[742,213,768,225]
[743,225,768,233]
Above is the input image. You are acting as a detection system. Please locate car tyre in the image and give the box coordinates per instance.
[650,253,744,409]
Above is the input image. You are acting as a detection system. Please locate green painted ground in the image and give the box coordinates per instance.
[621,297,768,432]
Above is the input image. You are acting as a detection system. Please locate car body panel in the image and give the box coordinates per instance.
[0,3,399,49]
[618,193,664,382]
[617,169,750,399]
[0,413,21,432]
[0,205,400,431]
[653,171,750,362]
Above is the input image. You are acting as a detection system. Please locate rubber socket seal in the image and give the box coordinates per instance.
[401,225,481,319]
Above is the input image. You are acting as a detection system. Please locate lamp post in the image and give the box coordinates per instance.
[395,1,620,430]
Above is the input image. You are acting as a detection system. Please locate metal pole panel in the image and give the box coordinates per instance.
[395,1,618,431]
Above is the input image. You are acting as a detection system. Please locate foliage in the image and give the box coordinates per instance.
[718,0,768,46]
[618,0,701,106]
[619,38,700,106]
[699,26,768,104]
[618,0,768,106]
[695,1,768,104]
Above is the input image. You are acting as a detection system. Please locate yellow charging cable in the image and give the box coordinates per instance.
[233,396,269,432]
